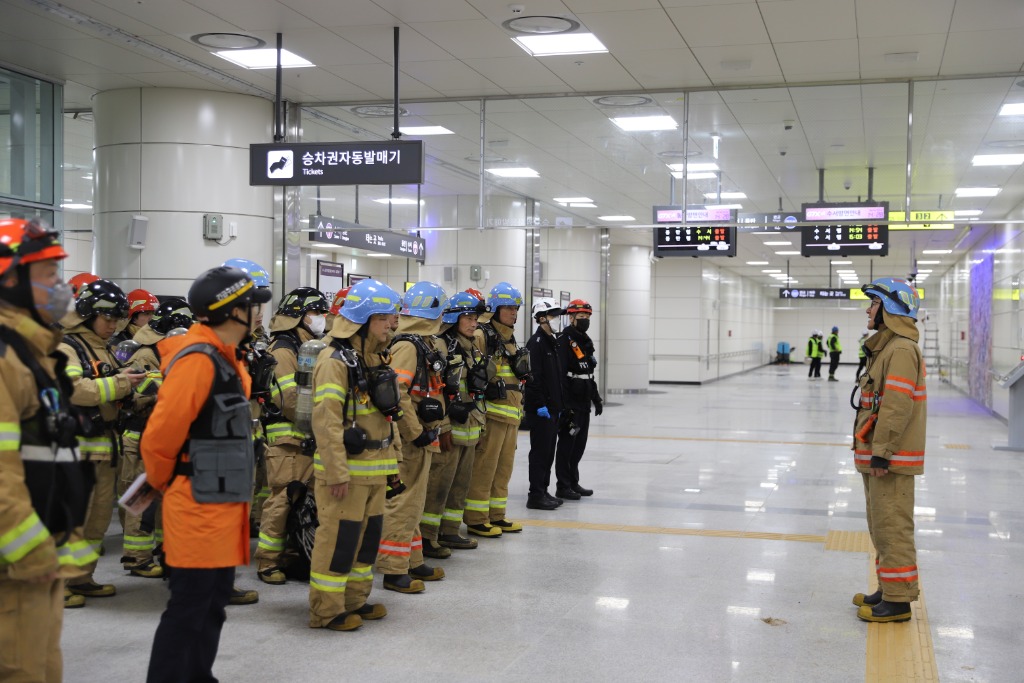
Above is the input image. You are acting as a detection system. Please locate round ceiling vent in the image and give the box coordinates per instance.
[593,95,653,107]
[501,16,580,35]
[191,33,265,50]
[351,105,409,118]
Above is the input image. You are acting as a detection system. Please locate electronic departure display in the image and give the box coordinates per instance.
[799,224,888,257]
[654,225,737,257]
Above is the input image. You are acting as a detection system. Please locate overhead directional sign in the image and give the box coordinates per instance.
[737,212,801,232]
[310,214,426,262]
[800,224,889,257]
[779,288,850,299]
[653,205,736,223]
[888,210,955,231]
[250,140,424,186]
[654,225,737,257]
[803,203,888,221]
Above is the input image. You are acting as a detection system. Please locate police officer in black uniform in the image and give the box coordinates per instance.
[524,298,565,510]
[555,299,603,500]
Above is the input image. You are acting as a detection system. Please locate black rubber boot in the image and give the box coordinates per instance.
[852,589,882,607]
[857,600,912,623]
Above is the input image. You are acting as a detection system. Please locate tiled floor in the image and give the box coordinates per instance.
[63,364,1024,682]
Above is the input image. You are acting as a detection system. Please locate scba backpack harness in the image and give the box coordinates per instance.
[164,343,255,504]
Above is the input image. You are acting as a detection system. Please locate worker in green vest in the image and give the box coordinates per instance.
[806,330,823,380]
[856,329,869,379]
[826,326,843,381]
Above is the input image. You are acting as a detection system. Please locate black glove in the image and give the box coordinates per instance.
[253,437,267,465]
[413,429,437,448]
[386,474,406,498]
[869,455,889,470]
[593,400,603,417]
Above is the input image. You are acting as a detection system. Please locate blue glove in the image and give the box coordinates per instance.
[537,406,551,419]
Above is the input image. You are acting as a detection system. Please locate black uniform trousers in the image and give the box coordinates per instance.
[828,352,841,377]
[555,409,590,490]
[808,357,821,377]
[528,414,560,494]
[147,566,234,683]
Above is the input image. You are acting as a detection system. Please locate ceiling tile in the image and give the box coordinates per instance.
[30,38,173,74]
[940,30,1024,74]
[613,49,710,89]
[576,9,686,51]
[760,0,857,43]
[322,63,441,99]
[372,0,485,23]
[401,60,504,92]
[409,20,523,59]
[691,44,782,84]
[858,35,944,79]
[330,24,453,62]
[88,0,243,35]
[187,0,319,31]
[533,53,643,91]
[666,4,769,48]
[563,0,662,10]
[248,27,380,67]
[277,0,397,26]
[950,0,1024,32]
[774,39,860,81]
[462,56,568,90]
[854,0,955,38]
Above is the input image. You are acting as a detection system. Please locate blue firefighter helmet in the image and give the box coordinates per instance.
[340,279,401,324]
[222,258,270,289]
[401,281,448,320]
[487,282,523,312]
[442,291,487,325]
[862,278,920,321]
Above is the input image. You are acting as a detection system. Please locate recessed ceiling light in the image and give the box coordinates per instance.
[884,51,919,63]
[703,191,746,199]
[400,126,454,136]
[917,260,942,265]
[599,215,635,221]
[373,198,419,205]
[747,261,769,265]
[191,33,265,50]
[670,171,718,180]
[972,154,1024,166]
[364,253,391,258]
[214,48,313,69]
[916,269,933,273]
[831,260,852,264]
[553,197,592,203]
[512,32,607,57]
[922,249,952,254]
[569,202,597,208]
[485,167,539,178]
[762,241,791,246]
[502,16,580,35]
[611,115,677,132]
[955,187,1001,197]
[775,250,800,255]
[705,204,742,210]
[954,210,983,217]
[61,203,92,210]
[593,95,653,107]
[668,163,719,172]
[998,103,1024,116]
[762,269,782,273]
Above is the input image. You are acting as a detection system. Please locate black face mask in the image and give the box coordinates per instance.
[574,318,590,334]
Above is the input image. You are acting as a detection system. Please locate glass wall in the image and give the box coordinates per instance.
[0,66,62,218]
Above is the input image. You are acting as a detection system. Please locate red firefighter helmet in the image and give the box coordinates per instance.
[329,287,350,316]
[127,288,159,317]
[565,299,592,315]
[0,218,68,279]
[68,272,99,296]
[464,288,484,301]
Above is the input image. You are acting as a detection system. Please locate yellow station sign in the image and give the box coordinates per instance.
[889,211,954,231]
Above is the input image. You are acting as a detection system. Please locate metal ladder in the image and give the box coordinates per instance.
[923,321,940,379]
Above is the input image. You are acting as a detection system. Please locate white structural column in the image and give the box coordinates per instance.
[606,244,651,392]
[94,88,274,296]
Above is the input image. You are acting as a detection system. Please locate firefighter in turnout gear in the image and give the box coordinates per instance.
[436,292,488,550]
[377,281,449,591]
[826,326,842,381]
[116,297,194,579]
[255,287,329,585]
[308,279,403,631]
[851,278,927,624]
[464,282,527,537]
[0,218,97,680]
[556,299,602,499]
[524,297,565,511]
[112,288,159,346]
[59,279,146,600]
[142,265,271,682]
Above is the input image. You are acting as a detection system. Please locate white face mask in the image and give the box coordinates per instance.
[307,314,326,338]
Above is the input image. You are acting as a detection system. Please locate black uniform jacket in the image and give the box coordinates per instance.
[560,325,601,412]
[524,326,565,415]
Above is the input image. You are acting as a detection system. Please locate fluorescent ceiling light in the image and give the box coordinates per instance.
[998,103,1024,116]
[485,167,539,178]
[786,280,798,284]
[670,171,717,180]
[762,241,791,246]
[512,32,608,57]
[668,163,719,172]
[775,250,800,255]
[916,269,933,273]
[703,192,746,199]
[762,269,782,273]
[954,210,983,217]
[399,126,454,136]
[214,48,313,69]
[831,260,852,264]
[955,187,1001,197]
[704,204,742,210]
[611,115,677,132]
[972,154,1024,166]
[373,198,420,205]
[569,203,597,208]
[746,261,769,265]
[922,249,951,254]
[553,197,592,203]
[917,260,942,265]
[364,253,391,258]
[61,203,92,210]
[599,215,635,221]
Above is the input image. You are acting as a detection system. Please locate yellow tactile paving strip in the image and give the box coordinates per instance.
[524,525,937,680]
[942,443,970,449]
[592,434,850,447]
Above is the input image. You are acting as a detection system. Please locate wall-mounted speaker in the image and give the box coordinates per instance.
[128,215,148,250]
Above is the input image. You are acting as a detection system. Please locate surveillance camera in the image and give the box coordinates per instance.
[509,3,524,13]
[784,120,794,131]
[779,149,787,156]
[843,180,852,190]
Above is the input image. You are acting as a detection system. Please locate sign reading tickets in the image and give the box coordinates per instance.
[310,214,426,262]
[250,140,424,186]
